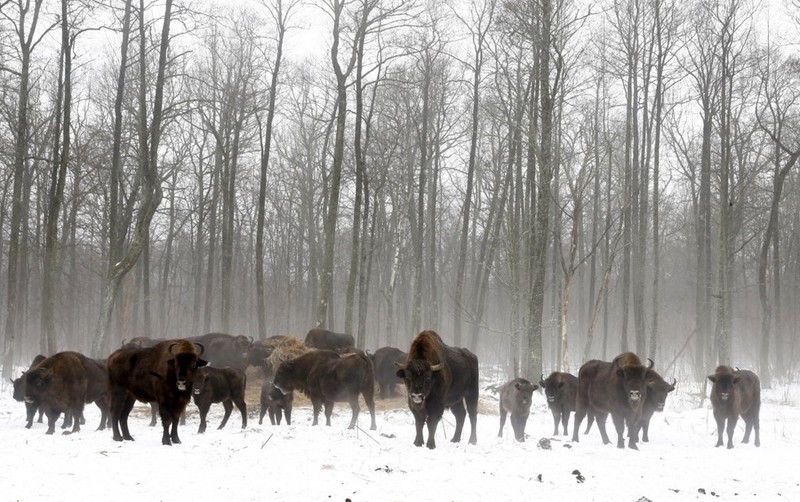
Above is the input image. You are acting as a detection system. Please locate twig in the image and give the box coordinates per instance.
[260,433,274,449]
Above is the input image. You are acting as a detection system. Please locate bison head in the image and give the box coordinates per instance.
[192,367,211,396]
[23,368,52,404]
[708,368,738,402]
[540,374,565,404]
[646,373,676,412]
[395,359,443,406]
[272,359,297,395]
[513,380,537,408]
[167,342,207,392]
[615,357,653,407]
[12,374,27,401]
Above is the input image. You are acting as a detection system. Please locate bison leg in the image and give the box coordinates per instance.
[323,400,335,427]
[426,408,444,449]
[95,398,109,431]
[347,397,360,429]
[233,394,247,429]
[641,417,651,443]
[218,399,233,430]
[548,409,558,436]
[268,406,278,425]
[45,410,59,435]
[37,407,44,423]
[411,408,427,447]
[594,413,612,445]
[61,411,72,429]
[25,402,37,428]
[611,414,627,449]
[197,401,211,433]
[713,410,726,447]
[362,387,377,431]
[311,398,322,426]
[571,405,587,443]
[725,414,737,449]
[498,408,508,438]
[561,410,571,436]
[64,403,84,435]
[450,400,466,443]
[149,402,158,427]
[512,413,529,442]
[284,405,292,425]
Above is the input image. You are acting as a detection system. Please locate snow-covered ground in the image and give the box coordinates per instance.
[1,368,798,502]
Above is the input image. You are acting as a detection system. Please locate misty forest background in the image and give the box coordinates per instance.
[1,0,799,388]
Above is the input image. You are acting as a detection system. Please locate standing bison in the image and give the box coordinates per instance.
[371,346,408,399]
[395,330,479,449]
[572,352,653,449]
[708,366,760,449]
[273,350,376,430]
[498,378,538,442]
[303,328,355,351]
[107,339,207,445]
[259,379,293,425]
[539,371,578,436]
[192,366,247,433]
[634,370,676,443]
[23,351,109,435]
[12,354,47,428]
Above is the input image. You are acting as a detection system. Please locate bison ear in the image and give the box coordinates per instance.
[732,376,740,385]
[616,368,625,378]
[430,363,444,372]
[197,359,209,367]
[707,375,717,383]
[532,384,540,391]
[395,368,406,379]
[514,382,522,390]
[167,359,176,369]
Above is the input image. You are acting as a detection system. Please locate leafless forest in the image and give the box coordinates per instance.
[1,0,799,386]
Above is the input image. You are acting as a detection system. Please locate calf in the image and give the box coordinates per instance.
[539,371,578,436]
[708,366,760,449]
[192,366,247,433]
[259,379,293,425]
[497,378,538,441]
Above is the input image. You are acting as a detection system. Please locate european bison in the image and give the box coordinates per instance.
[192,366,247,433]
[498,378,538,442]
[634,370,676,443]
[572,352,653,449]
[303,328,355,351]
[371,346,407,399]
[395,330,479,449]
[22,351,109,435]
[539,371,578,436]
[273,349,377,430]
[708,366,760,449]
[259,379,293,425]
[107,339,207,445]
[186,332,252,371]
[12,354,47,428]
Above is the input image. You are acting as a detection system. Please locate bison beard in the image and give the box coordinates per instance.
[572,352,652,450]
[107,340,207,446]
[395,330,479,449]
[708,366,761,449]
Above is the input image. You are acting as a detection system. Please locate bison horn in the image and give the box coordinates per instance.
[168,342,178,355]
[671,378,677,386]
[121,339,127,346]
[194,342,205,355]
[430,363,443,372]
[646,358,654,370]
[249,336,254,343]
[394,362,407,370]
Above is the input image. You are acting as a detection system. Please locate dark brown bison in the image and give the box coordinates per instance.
[572,352,653,449]
[107,339,207,445]
[192,366,247,433]
[395,330,479,449]
[22,351,109,435]
[539,371,578,436]
[371,346,408,399]
[634,370,676,443]
[273,350,376,430]
[12,354,47,428]
[259,379,293,425]
[708,366,760,449]
[186,333,252,371]
[303,328,355,351]
[498,378,538,442]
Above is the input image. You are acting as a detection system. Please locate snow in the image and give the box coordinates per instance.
[1,370,799,502]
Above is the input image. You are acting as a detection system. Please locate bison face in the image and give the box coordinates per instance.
[618,367,648,407]
[272,362,295,395]
[23,368,53,404]
[647,378,676,412]
[12,375,26,401]
[542,380,564,404]
[192,368,210,396]
[168,353,208,393]
[708,373,737,401]
[395,359,442,406]
[514,382,537,408]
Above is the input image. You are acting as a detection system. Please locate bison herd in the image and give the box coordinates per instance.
[8,328,761,452]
